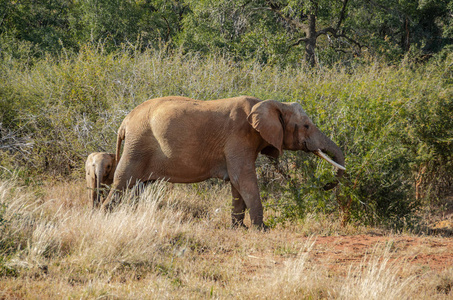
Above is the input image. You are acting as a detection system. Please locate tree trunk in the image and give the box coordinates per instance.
[305,14,317,67]
[403,17,410,52]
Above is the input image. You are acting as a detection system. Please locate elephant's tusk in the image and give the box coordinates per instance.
[315,150,346,171]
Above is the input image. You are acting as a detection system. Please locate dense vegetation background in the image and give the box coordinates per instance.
[0,0,453,65]
[1,0,452,229]
[2,0,453,64]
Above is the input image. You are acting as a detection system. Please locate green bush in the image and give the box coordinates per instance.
[258,59,452,229]
[1,44,452,229]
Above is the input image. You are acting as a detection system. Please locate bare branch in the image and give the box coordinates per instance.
[0,123,34,157]
[317,27,365,50]
[161,15,171,42]
[292,37,309,47]
[335,0,349,31]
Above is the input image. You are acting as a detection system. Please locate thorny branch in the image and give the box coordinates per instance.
[266,0,365,53]
[0,123,33,155]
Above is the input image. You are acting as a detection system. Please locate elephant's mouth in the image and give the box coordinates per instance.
[314,149,346,171]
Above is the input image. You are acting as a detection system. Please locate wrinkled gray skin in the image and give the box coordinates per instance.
[102,96,345,228]
[85,152,116,208]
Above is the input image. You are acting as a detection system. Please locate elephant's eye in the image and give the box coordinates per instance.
[304,124,310,129]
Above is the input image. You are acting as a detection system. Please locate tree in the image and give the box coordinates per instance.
[0,0,189,56]
[264,0,363,66]
[1,0,451,64]
[73,0,187,49]
[178,0,364,66]
[349,0,453,61]
[0,0,75,55]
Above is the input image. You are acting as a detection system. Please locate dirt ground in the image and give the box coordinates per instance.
[305,218,453,275]
[310,233,453,274]
[244,219,453,281]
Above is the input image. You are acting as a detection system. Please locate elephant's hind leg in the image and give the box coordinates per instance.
[100,158,150,211]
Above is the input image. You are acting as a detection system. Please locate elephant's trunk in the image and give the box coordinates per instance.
[96,165,103,205]
[314,132,345,190]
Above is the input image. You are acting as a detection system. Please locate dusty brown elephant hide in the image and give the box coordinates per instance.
[102,96,345,228]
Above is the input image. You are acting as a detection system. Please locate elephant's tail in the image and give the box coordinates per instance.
[116,125,126,162]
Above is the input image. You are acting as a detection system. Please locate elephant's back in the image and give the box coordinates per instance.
[132,95,261,112]
[126,96,194,117]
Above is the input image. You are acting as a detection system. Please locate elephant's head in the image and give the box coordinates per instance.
[247,100,345,190]
[93,153,116,185]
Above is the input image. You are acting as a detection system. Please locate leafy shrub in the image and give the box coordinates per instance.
[1,44,452,229]
[259,59,452,229]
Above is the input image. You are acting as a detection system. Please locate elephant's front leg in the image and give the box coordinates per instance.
[227,160,265,229]
[231,184,247,228]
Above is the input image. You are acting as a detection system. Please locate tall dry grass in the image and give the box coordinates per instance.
[1,178,451,299]
[337,246,417,300]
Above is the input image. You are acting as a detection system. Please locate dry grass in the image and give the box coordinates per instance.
[0,178,452,299]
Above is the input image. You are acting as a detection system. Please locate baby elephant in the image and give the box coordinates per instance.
[85,152,116,208]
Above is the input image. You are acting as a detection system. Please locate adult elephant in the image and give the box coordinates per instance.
[101,96,345,228]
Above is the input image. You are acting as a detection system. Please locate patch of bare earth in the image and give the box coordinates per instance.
[235,231,453,276]
[309,234,453,275]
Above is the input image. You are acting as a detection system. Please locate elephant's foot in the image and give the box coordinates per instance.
[231,218,248,229]
[231,209,248,229]
[230,217,269,231]
[255,223,269,232]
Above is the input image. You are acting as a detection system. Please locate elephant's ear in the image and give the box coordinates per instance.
[247,100,284,157]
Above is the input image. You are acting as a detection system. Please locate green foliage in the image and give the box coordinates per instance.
[0,203,8,232]
[0,256,18,277]
[1,43,452,229]
[257,59,452,229]
[2,0,452,65]
[0,0,75,56]
[175,0,294,64]
[0,0,186,58]
[398,56,453,205]
[347,0,453,61]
